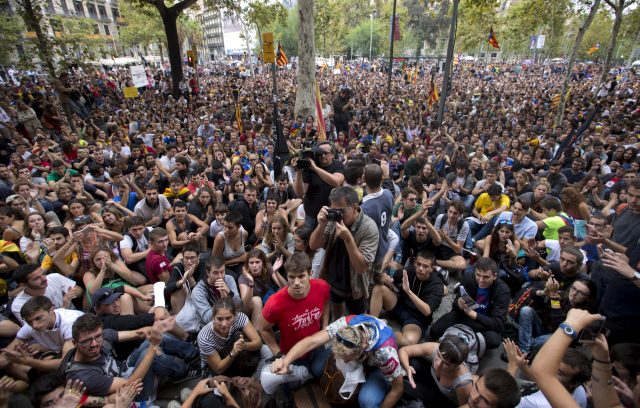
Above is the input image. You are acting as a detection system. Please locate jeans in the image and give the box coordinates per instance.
[461,195,475,216]
[304,213,318,230]
[296,346,332,378]
[358,369,390,408]
[518,306,548,354]
[127,334,198,401]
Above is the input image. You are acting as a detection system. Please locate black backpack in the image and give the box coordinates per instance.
[439,213,465,233]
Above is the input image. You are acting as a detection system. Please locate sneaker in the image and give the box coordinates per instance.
[435,266,450,285]
[167,401,181,408]
[172,368,201,384]
[180,387,192,403]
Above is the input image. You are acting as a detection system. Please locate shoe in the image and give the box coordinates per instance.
[167,401,181,408]
[172,368,201,384]
[435,266,450,285]
[180,387,192,403]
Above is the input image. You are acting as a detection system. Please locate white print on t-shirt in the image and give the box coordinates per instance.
[290,307,322,330]
[381,212,387,227]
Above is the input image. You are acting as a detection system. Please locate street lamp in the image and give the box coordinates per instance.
[369,10,376,61]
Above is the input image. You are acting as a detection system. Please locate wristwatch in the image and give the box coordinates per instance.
[632,271,640,282]
[559,322,577,339]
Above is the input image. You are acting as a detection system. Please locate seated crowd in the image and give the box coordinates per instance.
[0,64,639,408]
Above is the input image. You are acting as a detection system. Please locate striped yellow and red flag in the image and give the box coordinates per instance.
[551,88,570,109]
[235,102,243,134]
[276,43,288,67]
[315,80,326,141]
[427,75,439,109]
[488,27,500,49]
[587,42,600,55]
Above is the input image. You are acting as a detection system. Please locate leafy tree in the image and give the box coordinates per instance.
[118,0,166,59]
[0,11,25,65]
[177,15,203,50]
[404,0,450,57]
[344,19,384,58]
[456,0,500,53]
[244,0,287,41]
[597,0,637,88]
[11,0,57,78]
[123,0,236,97]
[272,5,299,57]
[580,11,613,59]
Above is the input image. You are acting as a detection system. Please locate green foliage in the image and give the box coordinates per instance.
[344,19,384,58]
[0,11,25,65]
[177,15,203,48]
[404,0,450,56]
[580,11,613,59]
[118,0,166,49]
[272,5,299,56]
[244,0,287,33]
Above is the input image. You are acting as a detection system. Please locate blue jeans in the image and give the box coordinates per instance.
[295,346,332,378]
[358,369,390,408]
[127,334,198,401]
[518,306,549,354]
[461,195,475,216]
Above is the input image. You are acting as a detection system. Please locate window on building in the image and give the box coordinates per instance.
[111,7,119,19]
[98,5,106,19]
[74,1,84,16]
[60,0,68,14]
[46,0,55,13]
[87,3,97,18]
[104,24,110,35]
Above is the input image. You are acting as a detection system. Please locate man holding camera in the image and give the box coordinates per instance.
[293,141,345,228]
[309,187,379,318]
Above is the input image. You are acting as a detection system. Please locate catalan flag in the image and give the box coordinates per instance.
[587,42,600,55]
[235,102,243,134]
[315,80,326,141]
[276,43,288,67]
[551,88,571,109]
[427,75,439,109]
[488,27,500,49]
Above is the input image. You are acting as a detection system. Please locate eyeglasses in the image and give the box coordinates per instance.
[78,333,103,347]
[569,285,589,297]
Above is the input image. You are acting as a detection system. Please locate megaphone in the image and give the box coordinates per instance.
[260,363,312,394]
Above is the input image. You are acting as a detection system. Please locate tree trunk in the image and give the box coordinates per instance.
[598,2,623,91]
[294,0,315,118]
[158,43,165,66]
[160,9,183,97]
[22,0,56,79]
[554,0,601,127]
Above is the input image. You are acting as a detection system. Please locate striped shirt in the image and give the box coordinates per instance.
[197,312,249,368]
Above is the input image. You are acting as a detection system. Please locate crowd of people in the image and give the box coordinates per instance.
[0,59,638,408]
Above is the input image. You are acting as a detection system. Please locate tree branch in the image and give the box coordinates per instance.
[169,0,198,15]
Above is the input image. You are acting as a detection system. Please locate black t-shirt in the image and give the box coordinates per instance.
[100,313,155,331]
[302,160,345,219]
[327,237,350,294]
[60,329,127,397]
[402,230,435,266]
[393,266,444,324]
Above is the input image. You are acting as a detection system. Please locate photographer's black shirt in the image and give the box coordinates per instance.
[302,160,344,220]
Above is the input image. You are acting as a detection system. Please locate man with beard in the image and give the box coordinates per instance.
[11,264,82,325]
[404,147,427,180]
[134,183,171,227]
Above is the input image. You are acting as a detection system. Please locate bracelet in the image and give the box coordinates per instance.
[229,351,235,358]
[592,357,611,364]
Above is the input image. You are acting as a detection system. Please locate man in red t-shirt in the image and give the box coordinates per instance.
[145,227,172,284]
[259,252,330,379]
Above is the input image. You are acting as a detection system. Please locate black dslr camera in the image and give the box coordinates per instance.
[326,208,343,222]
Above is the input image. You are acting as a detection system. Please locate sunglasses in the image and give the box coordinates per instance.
[74,215,92,224]
[497,220,513,226]
[335,332,359,349]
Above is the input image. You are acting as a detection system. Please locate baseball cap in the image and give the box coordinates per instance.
[91,288,123,308]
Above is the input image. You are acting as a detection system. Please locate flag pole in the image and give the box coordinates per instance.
[436,0,459,127]
[387,0,397,96]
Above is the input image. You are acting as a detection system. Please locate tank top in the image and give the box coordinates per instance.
[430,350,473,404]
[171,217,196,235]
[221,230,246,264]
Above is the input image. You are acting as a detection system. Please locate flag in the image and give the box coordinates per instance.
[453,53,460,65]
[235,102,243,134]
[587,42,600,55]
[551,88,570,109]
[488,27,500,49]
[315,80,327,141]
[390,15,401,41]
[427,75,439,109]
[276,43,288,67]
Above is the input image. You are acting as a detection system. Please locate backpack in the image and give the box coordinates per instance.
[439,213,465,234]
[439,324,486,374]
[319,353,359,406]
[125,229,151,253]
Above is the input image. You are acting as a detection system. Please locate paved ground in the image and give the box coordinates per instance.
[154,274,506,407]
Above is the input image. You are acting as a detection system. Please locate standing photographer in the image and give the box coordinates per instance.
[309,187,378,318]
[293,141,345,228]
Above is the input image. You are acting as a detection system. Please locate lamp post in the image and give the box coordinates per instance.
[369,11,376,61]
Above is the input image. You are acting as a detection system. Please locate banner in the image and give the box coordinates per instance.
[130,65,147,88]
[123,86,139,98]
[529,36,537,50]
[536,35,546,49]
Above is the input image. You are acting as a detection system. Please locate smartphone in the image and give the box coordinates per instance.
[459,286,479,310]
[578,318,607,343]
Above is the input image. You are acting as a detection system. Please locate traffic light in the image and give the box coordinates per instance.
[262,32,275,64]
[186,50,196,67]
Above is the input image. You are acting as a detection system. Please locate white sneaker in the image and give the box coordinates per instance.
[167,401,181,408]
[180,387,192,403]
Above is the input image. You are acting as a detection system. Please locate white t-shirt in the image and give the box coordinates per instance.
[119,227,152,252]
[16,309,84,351]
[159,155,176,171]
[517,386,587,408]
[12,273,77,325]
[545,240,587,265]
